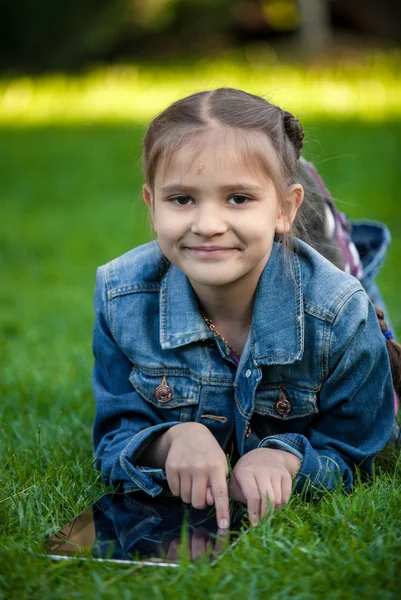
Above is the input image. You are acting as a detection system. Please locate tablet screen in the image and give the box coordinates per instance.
[45,491,248,566]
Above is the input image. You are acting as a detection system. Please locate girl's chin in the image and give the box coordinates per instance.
[187,270,246,288]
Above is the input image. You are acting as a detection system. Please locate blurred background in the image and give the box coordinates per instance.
[1,0,400,427]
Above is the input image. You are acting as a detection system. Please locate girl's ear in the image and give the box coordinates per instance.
[275,183,304,234]
[142,184,156,224]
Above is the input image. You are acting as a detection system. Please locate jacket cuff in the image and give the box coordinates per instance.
[258,433,345,495]
[119,422,181,497]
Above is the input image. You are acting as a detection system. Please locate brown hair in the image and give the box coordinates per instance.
[142,87,304,249]
[374,306,401,399]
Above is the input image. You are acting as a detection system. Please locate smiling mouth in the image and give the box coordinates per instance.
[185,246,237,258]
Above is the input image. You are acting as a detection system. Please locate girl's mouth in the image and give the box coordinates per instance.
[185,246,236,258]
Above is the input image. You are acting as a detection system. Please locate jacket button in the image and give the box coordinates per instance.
[154,376,173,403]
[275,394,292,415]
[245,421,251,438]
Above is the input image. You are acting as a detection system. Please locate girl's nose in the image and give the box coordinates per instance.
[191,204,228,237]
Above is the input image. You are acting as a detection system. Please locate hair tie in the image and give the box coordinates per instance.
[383,329,394,341]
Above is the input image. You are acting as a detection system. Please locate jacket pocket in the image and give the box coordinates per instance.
[129,368,200,417]
[254,386,318,420]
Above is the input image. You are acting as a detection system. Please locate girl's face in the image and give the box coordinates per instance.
[143,129,303,293]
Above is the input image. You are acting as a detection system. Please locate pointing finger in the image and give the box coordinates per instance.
[209,470,230,530]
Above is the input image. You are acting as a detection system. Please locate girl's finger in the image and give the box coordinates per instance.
[179,473,192,504]
[191,473,208,510]
[206,486,214,506]
[209,469,230,530]
[165,466,180,497]
[240,474,260,526]
[191,527,211,561]
[259,479,275,520]
[167,538,180,560]
[271,478,282,509]
[228,471,247,504]
[281,473,293,505]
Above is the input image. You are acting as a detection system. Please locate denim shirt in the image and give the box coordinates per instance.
[92,238,394,498]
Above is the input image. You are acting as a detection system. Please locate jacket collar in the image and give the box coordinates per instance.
[159,242,304,365]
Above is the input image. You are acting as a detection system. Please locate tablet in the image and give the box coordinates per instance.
[45,490,249,566]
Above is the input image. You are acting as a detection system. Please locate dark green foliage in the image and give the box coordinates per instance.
[0,0,235,72]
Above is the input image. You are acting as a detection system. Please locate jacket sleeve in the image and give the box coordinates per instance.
[92,266,181,496]
[257,289,394,496]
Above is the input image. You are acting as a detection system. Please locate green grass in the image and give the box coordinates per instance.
[1,56,401,599]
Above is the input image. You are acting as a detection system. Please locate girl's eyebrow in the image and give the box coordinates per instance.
[159,183,263,193]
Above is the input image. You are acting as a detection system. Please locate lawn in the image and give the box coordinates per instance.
[1,55,401,599]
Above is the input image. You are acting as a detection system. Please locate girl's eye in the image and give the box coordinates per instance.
[169,195,194,206]
[227,194,250,205]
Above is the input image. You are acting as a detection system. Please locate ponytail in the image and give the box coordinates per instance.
[374,305,401,400]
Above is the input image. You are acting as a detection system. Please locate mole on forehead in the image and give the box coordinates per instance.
[158,128,278,184]
[195,160,205,175]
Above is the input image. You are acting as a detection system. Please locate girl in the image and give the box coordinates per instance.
[92,88,397,531]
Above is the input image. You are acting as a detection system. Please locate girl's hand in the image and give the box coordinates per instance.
[227,448,301,525]
[165,422,230,529]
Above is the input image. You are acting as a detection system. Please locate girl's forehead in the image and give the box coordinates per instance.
[155,126,279,186]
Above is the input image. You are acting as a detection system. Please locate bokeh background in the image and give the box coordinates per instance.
[1,2,401,592]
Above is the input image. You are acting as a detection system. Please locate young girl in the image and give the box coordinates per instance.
[92,87,397,531]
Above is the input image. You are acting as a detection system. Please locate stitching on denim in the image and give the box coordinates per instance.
[132,366,193,377]
[327,288,364,376]
[257,353,302,361]
[285,438,303,451]
[204,340,213,383]
[196,383,208,420]
[104,264,115,339]
[167,330,216,341]
[293,254,304,357]
[330,283,361,314]
[280,434,304,450]
[257,382,321,393]
[124,484,141,492]
[222,401,236,448]
[134,467,166,476]
[129,375,201,407]
[201,414,228,423]
[202,376,234,384]
[254,408,316,420]
[260,435,304,454]
[312,458,323,485]
[321,320,330,381]
[120,432,169,495]
[234,393,251,419]
[131,364,234,386]
[120,442,153,492]
[319,322,324,381]
[128,472,161,496]
[330,283,362,316]
[160,269,169,344]
[159,269,212,345]
[108,283,160,299]
[304,300,335,322]
[254,386,319,419]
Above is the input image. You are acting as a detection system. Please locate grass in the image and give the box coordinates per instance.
[1,54,401,599]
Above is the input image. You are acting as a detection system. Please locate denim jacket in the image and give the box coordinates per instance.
[92,238,394,498]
